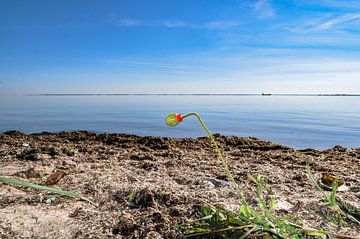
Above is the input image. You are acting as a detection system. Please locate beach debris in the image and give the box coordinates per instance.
[22,143,30,147]
[321,174,344,187]
[137,137,169,150]
[356,192,360,200]
[112,212,139,236]
[45,197,53,204]
[199,177,230,189]
[45,171,67,185]
[62,147,77,156]
[13,167,41,179]
[145,231,162,239]
[337,184,349,192]
[1,131,359,238]
[129,188,154,208]
[336,199,360,223]
[44,146,61,157]
[18,148,41,161]
[332,145,347,152]
[62,159,77,167]
[275,199,294,213]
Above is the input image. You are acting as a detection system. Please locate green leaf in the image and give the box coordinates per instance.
[0,176,97,206]
[240,204,254,218]
[269,197,277,213]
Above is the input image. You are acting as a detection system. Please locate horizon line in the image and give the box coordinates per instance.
[31,93,360,96]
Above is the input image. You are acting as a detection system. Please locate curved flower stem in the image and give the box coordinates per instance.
[183,112,244,200]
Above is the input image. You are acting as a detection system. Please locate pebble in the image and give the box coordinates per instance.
[201,178,230,188]
[145,231,162,239]
[63,160,77,167]
[355,192,360,199]
[337,184,349,192]
[275,200,293,212]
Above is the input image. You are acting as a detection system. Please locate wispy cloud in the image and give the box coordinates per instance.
[0,56,194,72]
[253,0,275,18]
[2,51,360,94]
[94,59,193,70]
[114,18,242,30]
[292,0,360,10]
[313,13,360,31]
[116,18,143,27]
[0,23,86,31]
[317,0,360,9]
[284,13,360,33]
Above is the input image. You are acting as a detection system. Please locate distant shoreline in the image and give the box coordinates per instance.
[32,93,360,96]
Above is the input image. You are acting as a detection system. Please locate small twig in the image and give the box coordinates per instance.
[239,225,257,239]
[286,221,358,239]
[183,224,256,238]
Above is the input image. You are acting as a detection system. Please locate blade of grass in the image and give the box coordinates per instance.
[0,176,97,206]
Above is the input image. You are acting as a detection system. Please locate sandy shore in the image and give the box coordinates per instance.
[0,131,359,238]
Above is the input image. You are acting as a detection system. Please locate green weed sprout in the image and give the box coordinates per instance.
[166,112,243,199]
[0,176,97,206]
[306,160,360,226]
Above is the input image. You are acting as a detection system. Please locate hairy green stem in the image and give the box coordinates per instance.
[183,112,244,200]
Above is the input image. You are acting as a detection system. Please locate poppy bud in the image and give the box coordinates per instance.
[165,113,183,127]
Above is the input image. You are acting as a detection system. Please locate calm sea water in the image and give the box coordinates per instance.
[0,95,359,149]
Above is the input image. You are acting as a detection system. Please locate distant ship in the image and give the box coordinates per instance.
[261,92,271,96]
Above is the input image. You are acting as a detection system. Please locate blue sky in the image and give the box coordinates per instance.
[1,0,360,94]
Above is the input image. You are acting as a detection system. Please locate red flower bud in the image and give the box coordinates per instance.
[176,114,183,123]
